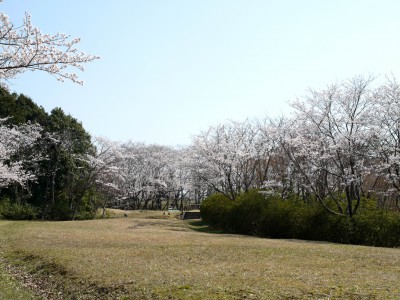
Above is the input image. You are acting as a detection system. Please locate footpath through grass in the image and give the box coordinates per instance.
[0,210,399,299]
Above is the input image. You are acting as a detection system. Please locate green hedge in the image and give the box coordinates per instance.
[200,190,400,247]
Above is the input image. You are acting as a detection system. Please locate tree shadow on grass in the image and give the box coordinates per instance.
[187,220,226,234]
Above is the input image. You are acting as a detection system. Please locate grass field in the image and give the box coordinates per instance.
[0,210,399,299]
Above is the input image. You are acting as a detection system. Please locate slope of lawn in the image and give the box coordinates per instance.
[0,210,399,299]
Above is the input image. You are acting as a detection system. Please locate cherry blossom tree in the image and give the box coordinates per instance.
[0,118,42,190]
[283,76,377,216]
[190,119,270,200]
[90,136,125,217]
[373,76,400,208]
[172,146,208,210]
[113,142,176,210]
[99,141,203,211]
[0,12,99,86]
[257,117,290,195]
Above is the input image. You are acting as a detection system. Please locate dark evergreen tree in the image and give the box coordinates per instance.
[0,87,100,220]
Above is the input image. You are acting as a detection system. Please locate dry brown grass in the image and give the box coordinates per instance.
[0,211,399,299]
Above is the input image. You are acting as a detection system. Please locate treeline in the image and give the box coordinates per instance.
[0,88,206,220]
[191,76,400,216]
[2,75,400,226]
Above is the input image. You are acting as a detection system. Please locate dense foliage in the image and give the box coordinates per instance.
[0,88,100,220]
[200,190,400,247]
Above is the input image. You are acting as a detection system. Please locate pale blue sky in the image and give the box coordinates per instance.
[2,1,400,145]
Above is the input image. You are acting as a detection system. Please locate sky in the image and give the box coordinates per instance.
[2,1,400,146]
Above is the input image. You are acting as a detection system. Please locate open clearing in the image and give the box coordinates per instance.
[0,210,399,299]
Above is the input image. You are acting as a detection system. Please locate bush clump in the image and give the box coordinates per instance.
[0,198,39,220]
[200,193,234,229]
[230,190,270,235]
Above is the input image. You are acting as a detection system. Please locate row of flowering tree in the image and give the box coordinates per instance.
[92,139,208,212]
[4,75,400,218]
[75,75,399,216]
[282,76,400,215]
[125,76,400,214]
[89,119,281,211]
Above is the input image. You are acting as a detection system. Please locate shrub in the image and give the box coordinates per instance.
[200,193,234,229]
[0,198,39,220]
[260,196,294,238]
[352,209,400,247]
[230,190,269,235]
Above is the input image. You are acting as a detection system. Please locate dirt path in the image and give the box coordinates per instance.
[0,256,62,300]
